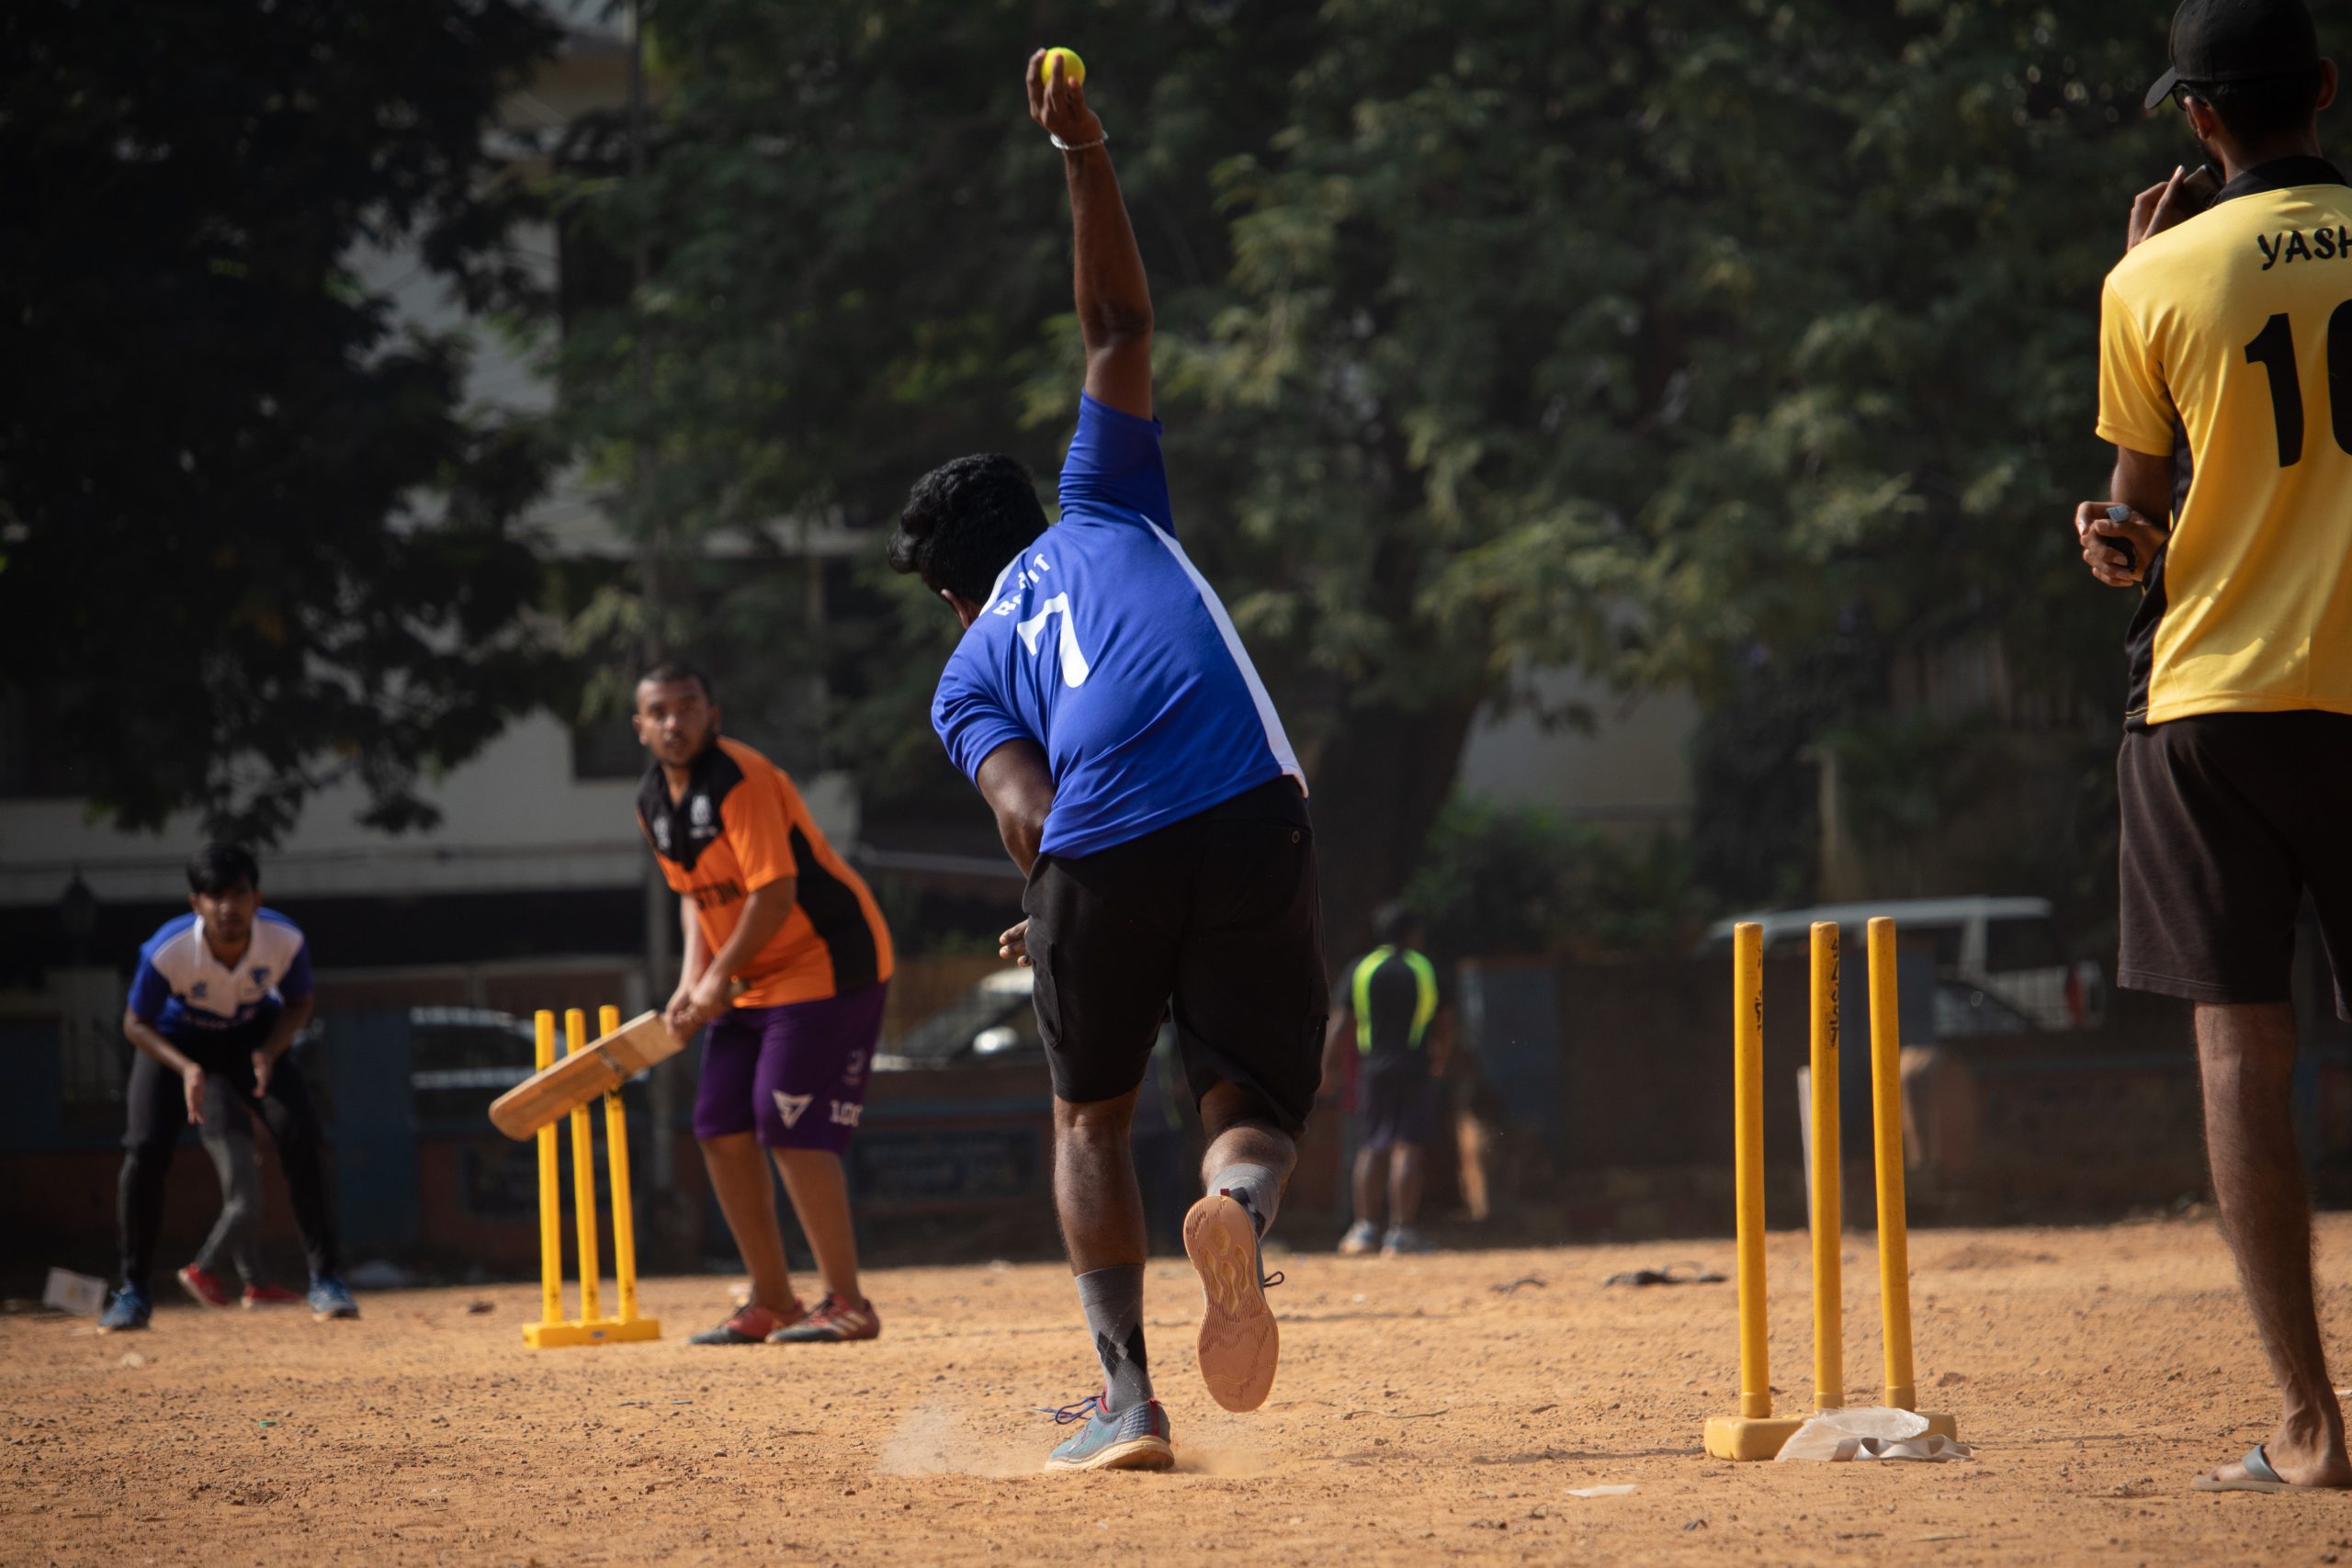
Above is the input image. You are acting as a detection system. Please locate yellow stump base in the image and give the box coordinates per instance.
[1703,1415,1806,1461]
[524,1316,662,1349]
[1703,1408,1958,1462]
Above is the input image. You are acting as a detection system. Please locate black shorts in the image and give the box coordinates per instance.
[1023,776,1326,1134]
[1359,1060,1441,1152]
[2118,711,2352,1019]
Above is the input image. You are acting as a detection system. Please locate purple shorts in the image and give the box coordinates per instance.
[691,982,888,1153]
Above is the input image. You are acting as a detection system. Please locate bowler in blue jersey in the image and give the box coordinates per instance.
[888,51,1327,1473]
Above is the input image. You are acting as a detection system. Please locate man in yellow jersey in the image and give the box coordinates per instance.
[631,660,897,1346]
[2075,0,2352,1492]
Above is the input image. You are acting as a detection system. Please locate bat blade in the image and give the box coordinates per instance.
[488,1010,684,1139]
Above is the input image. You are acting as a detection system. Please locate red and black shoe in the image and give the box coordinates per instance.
[176,1264,232,1309]
[767,1293,881,1343]
[242,1281,303,1308]
[688,1302,801,1346]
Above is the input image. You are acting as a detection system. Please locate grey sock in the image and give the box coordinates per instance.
[1075,1265,1151,1413]
[1208,1163,1281,1236]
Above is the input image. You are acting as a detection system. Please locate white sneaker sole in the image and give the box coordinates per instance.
[1183,1194,1277,1413]
[1044,1435,1175,1472]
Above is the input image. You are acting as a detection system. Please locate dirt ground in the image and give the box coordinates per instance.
[8,1215,2352,1567]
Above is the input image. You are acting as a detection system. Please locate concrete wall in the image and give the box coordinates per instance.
[1454,664,1697,828]
[0,711,859,911]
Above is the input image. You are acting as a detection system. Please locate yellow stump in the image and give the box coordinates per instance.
[1865,918,1915,1410]
[1809,921,1843,1411]
[1703,922,1805,1461]
[1865,919,1957,1442]
[565,1008,602,1327]
[1707,919,1958,1459]
[524,1003,662,1349]
[599,1004,652,1331]
[1732,925,1770,1419]
[531,1010,561,1335]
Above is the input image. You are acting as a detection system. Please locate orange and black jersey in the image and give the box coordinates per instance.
[637,736,894,1007]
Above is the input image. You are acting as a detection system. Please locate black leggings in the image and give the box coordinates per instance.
[119,1041,341,1292]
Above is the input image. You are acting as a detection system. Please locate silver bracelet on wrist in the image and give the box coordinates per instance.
[1049,130,1108,153]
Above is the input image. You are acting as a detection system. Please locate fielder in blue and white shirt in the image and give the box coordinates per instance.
[105,843,354,1330]
[885,51,1326,1472]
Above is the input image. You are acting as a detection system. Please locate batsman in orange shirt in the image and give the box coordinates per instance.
[632,660,895,1346]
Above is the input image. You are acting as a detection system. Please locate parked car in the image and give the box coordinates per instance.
[1932,977,2041,1039]
[407,1007,541,1125]
[1699,896,2104,1032]
[877,968,1040,1069]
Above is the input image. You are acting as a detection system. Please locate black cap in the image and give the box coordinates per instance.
[2144,0,2322,110]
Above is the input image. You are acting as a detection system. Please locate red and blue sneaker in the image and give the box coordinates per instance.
[1041,1393,1174,1472]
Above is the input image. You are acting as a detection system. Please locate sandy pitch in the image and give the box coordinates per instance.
[9,1216,2352,1565]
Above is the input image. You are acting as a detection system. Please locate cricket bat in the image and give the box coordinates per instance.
[489,1011,684,1140]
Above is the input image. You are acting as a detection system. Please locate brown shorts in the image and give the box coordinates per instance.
[2117,711,2352,1019]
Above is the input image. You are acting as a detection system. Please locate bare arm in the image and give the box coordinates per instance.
[1319,1009,1354,1100]
[663,894,709,1032]
[976,738,1056,964]
[704,880,795,983]
[124,1008,207,1124]
[250,992,312,1098]
[1026,50,1153,419]
[670,880,795,1032]
[977,739,1056,876]
[677,894,707,992]
[2073,446,2174,588]
[1427,1005,1455,1079]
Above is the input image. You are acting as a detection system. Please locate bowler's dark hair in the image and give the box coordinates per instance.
[187,843,260,896]
[1374,901,1421,948]
[888,454,1048,605]
[2185,67,2325,143]
[638,659,716,705]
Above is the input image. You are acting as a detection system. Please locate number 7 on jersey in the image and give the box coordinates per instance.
[1017,592,1092,688]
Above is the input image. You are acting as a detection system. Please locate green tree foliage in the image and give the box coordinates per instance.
[1184,0,2182,924]
[0,1,562,841]
[1406,798,1704,960]
[563,0,2212,942]
[551,0,1321,800]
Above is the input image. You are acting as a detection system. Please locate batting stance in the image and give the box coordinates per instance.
[891,52,1326,1472]
[633,661,895,1347]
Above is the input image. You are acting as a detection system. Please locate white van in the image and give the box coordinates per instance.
[1698,896,2104,1032]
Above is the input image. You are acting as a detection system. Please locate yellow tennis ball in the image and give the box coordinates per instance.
[1038,47,1085,89]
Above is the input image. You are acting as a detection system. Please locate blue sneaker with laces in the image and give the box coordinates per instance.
[307,1277,359,1321]
[98,1286,151,1333]
[1042,1393,1174,1472]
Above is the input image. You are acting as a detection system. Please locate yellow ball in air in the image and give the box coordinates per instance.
[1038,47,1085,89]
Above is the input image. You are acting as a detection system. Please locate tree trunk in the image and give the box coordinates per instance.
[1302,693,1485,965]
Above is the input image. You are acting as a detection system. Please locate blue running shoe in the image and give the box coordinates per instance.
[98,1287,151,1333]
[1042,1393,1174,1472]
[307,1277,359,1320]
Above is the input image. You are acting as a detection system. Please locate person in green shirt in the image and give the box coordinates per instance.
[1324,904,1452,1257]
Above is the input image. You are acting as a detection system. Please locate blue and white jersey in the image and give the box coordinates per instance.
[127,910,313,1040]
[930,394,1304,859]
